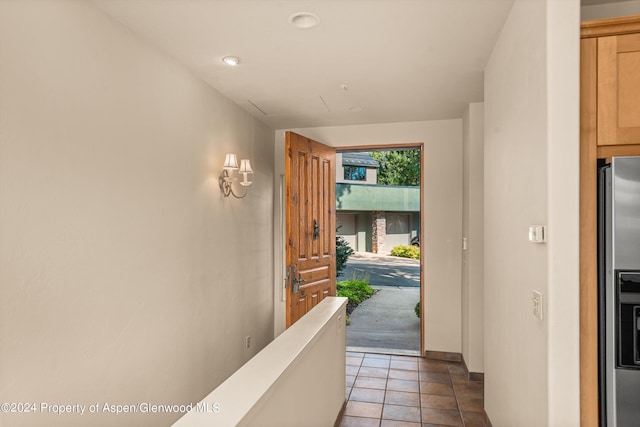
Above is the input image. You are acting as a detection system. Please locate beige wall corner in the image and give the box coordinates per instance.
[483,0,580,425]
[462,102,485,375]
[546,0,580,425]
[484,0,550,424]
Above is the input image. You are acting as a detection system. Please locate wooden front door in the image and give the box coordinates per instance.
[285,132,336,327]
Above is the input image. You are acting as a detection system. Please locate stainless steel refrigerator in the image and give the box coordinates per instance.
[599,156,640,426]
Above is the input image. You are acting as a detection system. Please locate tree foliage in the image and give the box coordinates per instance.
[370,150,420,186]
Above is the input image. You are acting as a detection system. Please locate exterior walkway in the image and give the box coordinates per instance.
[341,352,485,427]
[347,286,420,352]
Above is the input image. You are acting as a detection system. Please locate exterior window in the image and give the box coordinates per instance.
[344,166,366,181]
[386,214,410,234]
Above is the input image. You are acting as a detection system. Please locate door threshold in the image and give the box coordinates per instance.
[347,346,421,358]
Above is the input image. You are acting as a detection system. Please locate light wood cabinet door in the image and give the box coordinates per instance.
[598,33,640,145]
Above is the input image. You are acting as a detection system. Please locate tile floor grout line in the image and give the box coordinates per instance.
[380,355,385,426]
[419,366,423,427]
[449,364,461,427]
[452,365,466,427]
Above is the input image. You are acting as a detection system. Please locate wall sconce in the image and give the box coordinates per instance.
[220,153,253,198]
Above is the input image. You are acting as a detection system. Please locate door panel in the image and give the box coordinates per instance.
[286,132,336,327]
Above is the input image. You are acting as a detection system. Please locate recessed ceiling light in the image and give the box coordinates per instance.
[349,107,363,113]
[289,12,320,29]
[222,56,240,66]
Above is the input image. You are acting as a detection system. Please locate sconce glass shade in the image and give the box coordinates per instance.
[223,153,239,170]
[239,159,253,174]
[239,159,253,187]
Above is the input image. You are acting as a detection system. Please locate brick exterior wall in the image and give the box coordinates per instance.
[372,210,386,254]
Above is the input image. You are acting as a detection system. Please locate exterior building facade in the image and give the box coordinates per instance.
[336,152,420,254]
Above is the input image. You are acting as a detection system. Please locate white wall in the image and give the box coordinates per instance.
[546,0,581,424]
[0,2,274,426]
[581,0,640,20]
[461,103,484,374]
[275,120,463,354]
[484,0,580,425]
[484,0,549,425]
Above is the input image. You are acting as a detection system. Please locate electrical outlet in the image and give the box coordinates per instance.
[532,290,543,319]
[245,336,251,349]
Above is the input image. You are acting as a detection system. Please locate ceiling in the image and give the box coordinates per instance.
[92,0,518,130]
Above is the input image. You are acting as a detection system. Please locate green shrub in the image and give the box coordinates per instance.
[336,235,355,277]
[390,245,420,260]
[337,280,374,304]
[415,301,421,318]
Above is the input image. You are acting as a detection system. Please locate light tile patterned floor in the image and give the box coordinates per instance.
[340,352,486,427]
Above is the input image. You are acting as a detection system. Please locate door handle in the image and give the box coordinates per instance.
[313,219,320,240]
[289,264,306,294]
[292,275,306,294]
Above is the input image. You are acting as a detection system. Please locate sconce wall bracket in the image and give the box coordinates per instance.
[220,169,249,199]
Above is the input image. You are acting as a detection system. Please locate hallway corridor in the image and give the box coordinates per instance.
[340,352,485,427]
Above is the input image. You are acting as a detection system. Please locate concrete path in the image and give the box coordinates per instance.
[346,286,421,352]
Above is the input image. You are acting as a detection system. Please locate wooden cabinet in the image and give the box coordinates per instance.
[598,33,640,145]
[581,14,640,427]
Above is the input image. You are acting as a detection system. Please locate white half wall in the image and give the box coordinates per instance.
[484,0,580,425]
[0,2,274,426]
[175,297,346,427]
[462,103,484,374]
[275,120,463,354]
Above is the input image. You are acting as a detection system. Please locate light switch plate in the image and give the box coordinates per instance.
[532,290,543,319]
[528,225,547,243]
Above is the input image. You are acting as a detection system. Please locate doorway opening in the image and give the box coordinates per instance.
[336,146,423,356]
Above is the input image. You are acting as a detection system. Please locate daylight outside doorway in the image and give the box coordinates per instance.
[335,148,422,355]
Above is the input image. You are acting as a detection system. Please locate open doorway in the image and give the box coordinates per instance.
[275,126,460,360]
[336,146,423,356]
